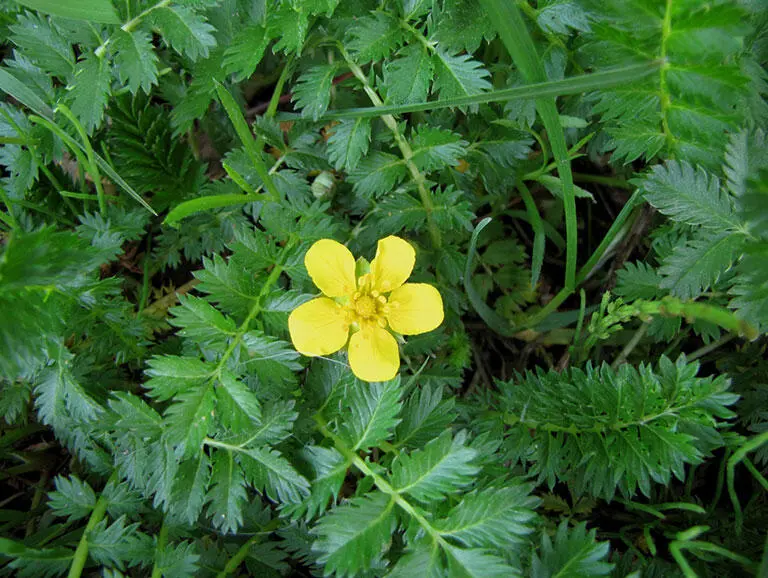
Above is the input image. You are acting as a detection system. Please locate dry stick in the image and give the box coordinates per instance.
[143,278,201,315]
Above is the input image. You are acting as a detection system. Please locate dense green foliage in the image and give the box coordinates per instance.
[0,0,766,576]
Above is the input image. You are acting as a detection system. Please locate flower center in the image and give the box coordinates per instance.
[354,295,378,318]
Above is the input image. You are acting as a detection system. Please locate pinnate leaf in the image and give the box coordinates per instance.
[48,476,96,522]
[112,29,159,94]
[327,118,371,171]
[390,431,478,503]
[66,55,110,133]
[150,5,216,61]
[312,492,396,576]
[340,378,403,451]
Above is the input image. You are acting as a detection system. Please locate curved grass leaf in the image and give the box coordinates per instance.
[276,61,661,121]
[13,0,120,24]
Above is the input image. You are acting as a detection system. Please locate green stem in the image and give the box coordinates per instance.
[0,186,19,230]
[687,334,736,362]
[572,172,632,190]
[95,0,172,57]
[56,104,107,214]
[150,521,168,578]
[611,321,650,369]
[339,45,441,249]
[728,431,768,533]
[67,473,117,578]
[313,416,447,547]
[504,397,703,436]
[743,457,768,492]
[215,536,260,578]
[659,0,675,154]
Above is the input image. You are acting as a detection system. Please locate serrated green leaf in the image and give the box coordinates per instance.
[241,330,302,390]
[327,118,371,171]
[391,431,478,503]
[215,370,262,431]
[150,5,216,62]
[312,492,396,576]
[434,484,538,548]
[155,541,200,578]
[268,2,310,54]
[144,356,213,401]
[432,49,492,102]
[340,378,403,451]
[0,538,72,578]
[410,126,468,172]
[348,151,408,197]
[535,174,594,201]
[240,445,310,504]
[444,545,519,578]
[66,55,110,133]
[88,516,151,570]
[194,253,261,319]
[292,446,349,520]
[48,476,96,522]
[224,24,269,81]
[102,478,143,519]
[207,450,248,534]
[388,547,444,578]
[615,262,664,301]
[169,294,237,350]
[640,161,740,230]
[536,2,591,35]
[9,12,75,79]
[112,29,159,94]
[395,384,457,449]
[346,12,407,64]
[170,452,211,525]
[530,521,613,578]
[293,64,338,120]
[384,44,433,105]
[659,231,744,300]
[164,384,215,457]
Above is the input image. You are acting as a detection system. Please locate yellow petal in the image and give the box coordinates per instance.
[348,323,400,382]
[288,297,349,356]
[305,239,356,297]
[386,283,444,335]
[370,236,415,293]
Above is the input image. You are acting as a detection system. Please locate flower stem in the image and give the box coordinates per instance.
[339,45,442,249]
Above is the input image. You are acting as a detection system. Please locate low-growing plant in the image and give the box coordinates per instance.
[0,0,766,576]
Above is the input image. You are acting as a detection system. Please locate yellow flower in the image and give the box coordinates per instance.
[288,236,444,382]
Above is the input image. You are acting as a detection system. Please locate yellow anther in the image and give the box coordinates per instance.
[371,290,380,298]
[377,295,387,304]
[354,296,378,318]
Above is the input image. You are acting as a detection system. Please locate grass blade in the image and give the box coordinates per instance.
[164,194,262,228]
[478,0,577,289]
[214,82,281,202]
[464,218,516,337]
[275,61,660,121]
[518,182,545,289]
[13,0,120,23]
[0,68,53,118]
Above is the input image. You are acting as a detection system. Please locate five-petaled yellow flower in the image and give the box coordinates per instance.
[288,236,444,382]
